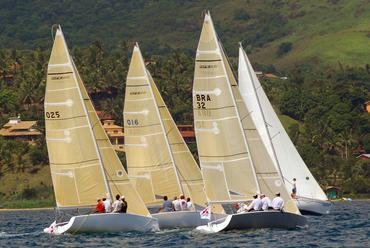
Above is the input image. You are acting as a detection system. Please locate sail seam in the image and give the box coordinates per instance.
[48,71,73,75]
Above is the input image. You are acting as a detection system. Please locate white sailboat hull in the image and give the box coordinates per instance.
[44,213,159,234]
[196,211,307,233]
[152,211,226,229]
[296,196,332,215]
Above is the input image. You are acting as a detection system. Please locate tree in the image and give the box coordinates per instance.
[277,42,292,57]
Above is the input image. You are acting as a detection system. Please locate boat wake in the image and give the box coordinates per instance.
[155,228,183,234]
[193,225,217,234]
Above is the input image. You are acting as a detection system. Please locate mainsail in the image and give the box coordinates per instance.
[45,27,150,216]
[124,44,208,208]
[238,44,328,202]
[193,12,299,214]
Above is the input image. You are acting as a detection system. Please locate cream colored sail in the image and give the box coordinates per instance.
[148,71,208,208]
[238,44,328,202]
[45,27,150,216]
[193,12,259,202]
[73,60,151,216]
[193,12,300,214]
[124,44,181,206]
[45,27,109,208]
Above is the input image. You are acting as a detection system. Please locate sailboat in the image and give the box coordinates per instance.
[43,26,159,234]
[123,43,225,228]
[238,44,331,215]
[193,12,306,232]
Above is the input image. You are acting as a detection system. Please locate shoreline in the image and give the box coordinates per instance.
[0,199,369,212]
[0,207,54,212]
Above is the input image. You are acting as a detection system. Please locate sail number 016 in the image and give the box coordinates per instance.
[45,111,60,119]
[126,119,139,125]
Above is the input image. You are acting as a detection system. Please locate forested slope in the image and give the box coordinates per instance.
[0,0,369,205]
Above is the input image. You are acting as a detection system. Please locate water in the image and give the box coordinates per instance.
[0,200,368,247]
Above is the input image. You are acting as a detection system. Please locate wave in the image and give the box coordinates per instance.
[0,231,40,238]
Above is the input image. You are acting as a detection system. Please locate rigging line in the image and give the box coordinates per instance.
[159,115,204,195]
[216,35,238,84]
[100,161,130,197]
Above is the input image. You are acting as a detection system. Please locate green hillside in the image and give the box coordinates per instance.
[0,0,370,206]
[1,0,370,69]
[251,1,370,69]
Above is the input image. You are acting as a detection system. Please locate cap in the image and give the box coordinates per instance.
[121,196,125,199]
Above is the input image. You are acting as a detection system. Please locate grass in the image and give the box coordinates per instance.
[0,199,55,209]
[0,166,54,209]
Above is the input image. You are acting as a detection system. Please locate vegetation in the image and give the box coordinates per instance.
[0,0,369,207]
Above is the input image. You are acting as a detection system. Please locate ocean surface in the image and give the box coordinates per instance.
[0,200,368,247]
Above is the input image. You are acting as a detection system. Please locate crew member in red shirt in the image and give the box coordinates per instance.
[95,198,105,213]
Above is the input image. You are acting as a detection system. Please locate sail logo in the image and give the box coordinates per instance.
[130,91,146,95]
[199,64,217,69]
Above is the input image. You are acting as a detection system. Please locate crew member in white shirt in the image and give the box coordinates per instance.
[112,194,123,213]
[246,194,262,212]
[186,197,195,211]
[172,196,181,211]
[271,192,284,211]
[179,194,187,210]
[260,194,272,211]
[103,197,112,213]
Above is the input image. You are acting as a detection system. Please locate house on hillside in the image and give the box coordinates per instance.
[177,124,196,143]
[102,120,125,151]
[97,112,196,151]
[0,116,42,144]
[356,154,370,160]
[364,101,370,113]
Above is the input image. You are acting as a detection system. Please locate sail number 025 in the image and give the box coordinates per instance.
[45,111,60,119]
[126,119,139,125]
